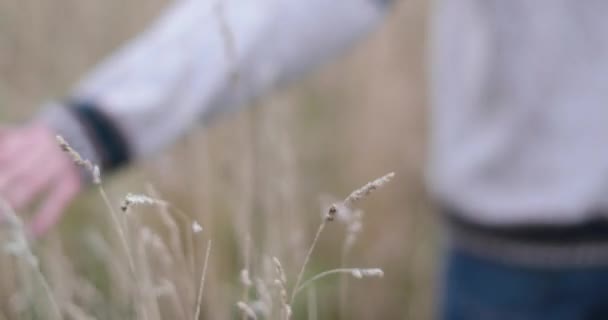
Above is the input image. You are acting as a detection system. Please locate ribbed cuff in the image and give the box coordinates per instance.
[36,102,103,184]
[64,100,130,171]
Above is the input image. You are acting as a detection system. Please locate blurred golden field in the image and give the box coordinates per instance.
[0,0,436,319]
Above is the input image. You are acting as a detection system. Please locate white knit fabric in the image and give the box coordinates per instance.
[429,0,608,225]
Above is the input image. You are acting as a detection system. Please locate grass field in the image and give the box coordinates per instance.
[0,1,437,319]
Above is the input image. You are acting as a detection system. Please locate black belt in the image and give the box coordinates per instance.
[445,208,608,245]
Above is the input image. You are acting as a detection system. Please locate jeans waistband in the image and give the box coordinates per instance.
[445,208,608,244]
[443,208,608,267]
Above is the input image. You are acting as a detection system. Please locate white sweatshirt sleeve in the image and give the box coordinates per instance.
[40,0,390,171]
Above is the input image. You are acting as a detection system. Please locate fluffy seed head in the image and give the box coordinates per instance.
[121,193,168,212]
[56,135,101,184]
[343,172,395,208]
[351,268,384,279]
[192,221,203,233]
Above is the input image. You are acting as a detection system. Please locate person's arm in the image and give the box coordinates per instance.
[41,0,391,172]
[0,0,392,235]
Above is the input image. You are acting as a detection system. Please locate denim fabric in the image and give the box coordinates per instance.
[441,248,608,320]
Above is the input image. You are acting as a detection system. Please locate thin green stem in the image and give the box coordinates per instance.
[290,221,327,305]
[293,268,360,299]
[98,186,136,274]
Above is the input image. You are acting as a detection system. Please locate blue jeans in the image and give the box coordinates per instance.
[441,248,608,320]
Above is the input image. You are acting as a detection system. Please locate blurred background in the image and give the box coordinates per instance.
[0,0,436,319]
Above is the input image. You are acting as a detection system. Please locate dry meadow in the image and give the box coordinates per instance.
[0,0,437,319]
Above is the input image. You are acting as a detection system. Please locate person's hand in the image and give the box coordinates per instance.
[0,123,82,236]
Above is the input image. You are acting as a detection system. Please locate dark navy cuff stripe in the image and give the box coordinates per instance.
[66,100,130,171]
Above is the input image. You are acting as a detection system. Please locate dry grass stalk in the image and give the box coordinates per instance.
[145,185,196,316]
[289,216,330,306]
[291,173,395,301]
[122,189,202,294]
[56,135,136,275]
[53,136,395,319]
[194,240,212,320]
[272,257,292,320]
[138,228,163,320]
[0,199,62,319]
[293,268,384,298]
[239,235,252,320]
[98,187,137,274]
[236,301,257,320]
[339,209,364,317]
[239,267,253,318]
[306,286,317,320]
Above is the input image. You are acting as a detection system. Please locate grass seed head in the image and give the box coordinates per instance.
[192,221,203,233]
[121,193,168,212]
[56,135,100,184]
[343,172,395,208]
[351,268,384,279]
